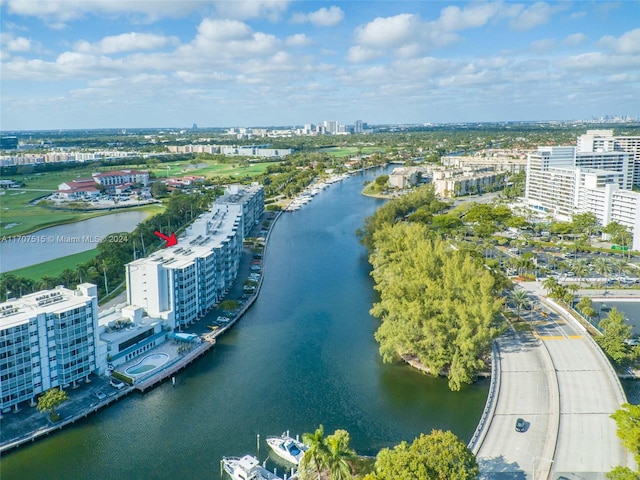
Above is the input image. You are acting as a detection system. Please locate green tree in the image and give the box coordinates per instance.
[594,257,613,290]
[572,212,598,236]
[371,430,478,480]
[151,181,168,198]
[597,308,633,365]
[576,297,596,319]
[301,425,329,480]
[611,403,640,466]
[375,175,389,187]
[370,223,501,391]
[542,276,559,294]
[325,429,355,480]
[510,289,529,322]
[37,388,68,421]
[607,466,640,480]
[572,259,590,288]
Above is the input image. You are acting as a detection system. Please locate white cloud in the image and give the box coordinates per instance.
[563,33,587,47]
[607,73,639,83]
[4,0,204,24]
[346,45,382,63]
[74,33,174,54]
[291,6,344,27]
[599,28,640,54]
[307,6,344,27]
[510,2,553,31]
[563,52,640,71]
[285,33,313,47]
[213,0,292,21]
[0,33,32,52]
[530,38,555,53]
[196,19,253,43]
[175,71,232,84]
[437,2,504,31]
[354,14,421,49]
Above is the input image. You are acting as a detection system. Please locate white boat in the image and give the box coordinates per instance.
[266,433,307,465]
[222,455,283,480]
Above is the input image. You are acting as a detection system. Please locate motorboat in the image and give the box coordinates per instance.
[266,433,307,465]
[222,455,283,480]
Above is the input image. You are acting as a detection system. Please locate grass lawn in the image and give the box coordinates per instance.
[150,161,272,179]
[0,155,274,236]
[319,146,383,158]
[7,249,99,280]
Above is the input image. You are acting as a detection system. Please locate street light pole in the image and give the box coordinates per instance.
[516,447,554,480]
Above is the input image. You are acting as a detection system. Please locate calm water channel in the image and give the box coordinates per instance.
[2,168,488,480]
[0,211,148,272]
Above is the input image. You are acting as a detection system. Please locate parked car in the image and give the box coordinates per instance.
[110,379,126,390]
[95,391,107,400]
[515,417,526,432]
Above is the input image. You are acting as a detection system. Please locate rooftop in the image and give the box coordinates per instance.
[0,284,95,330]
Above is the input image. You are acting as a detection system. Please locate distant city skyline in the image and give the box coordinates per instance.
[1,1,638,130]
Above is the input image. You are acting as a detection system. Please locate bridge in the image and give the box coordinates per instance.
[473,282,635,479]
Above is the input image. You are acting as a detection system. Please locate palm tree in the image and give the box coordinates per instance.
[301,425,329,480]
[566,284,579,306]
[572,259,590,288]
[550,284,569,303]
[611,258,629,282]
[511,289,529,321]
[593,257,612,291]
[325,430,355,480]
[543,276,559,294]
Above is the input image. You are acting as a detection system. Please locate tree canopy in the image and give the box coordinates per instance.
[37,388,68,420]
[369,222,502,391]
[609,403,640,478]
[368,430,479,480]
[597,307,636,365]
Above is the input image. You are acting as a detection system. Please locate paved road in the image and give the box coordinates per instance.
[477,329,558,479]
[477,282,633,479]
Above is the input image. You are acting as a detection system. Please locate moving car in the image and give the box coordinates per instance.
[515,417,526,432]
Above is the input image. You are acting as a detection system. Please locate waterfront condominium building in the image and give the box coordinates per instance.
[0,284,99,412]
[126,203,244,330]
[219,184,265,238]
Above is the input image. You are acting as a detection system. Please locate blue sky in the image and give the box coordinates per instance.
[1,1,638,130]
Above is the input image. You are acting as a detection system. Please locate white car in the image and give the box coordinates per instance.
[110,379,126,390]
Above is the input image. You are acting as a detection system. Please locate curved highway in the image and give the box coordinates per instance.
[476,281,634,479]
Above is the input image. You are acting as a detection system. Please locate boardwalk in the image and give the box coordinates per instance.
[475,283,633,479]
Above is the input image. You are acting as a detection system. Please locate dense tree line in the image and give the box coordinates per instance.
[358,184,506,391]
[356,184,450,250]
[299,425,478,480]
[369,222,502,390]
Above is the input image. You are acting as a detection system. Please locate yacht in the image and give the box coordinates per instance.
[266,433,307,465]
[222,455,283,480]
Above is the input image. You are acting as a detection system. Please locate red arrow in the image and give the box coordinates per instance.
[154,230,178,247]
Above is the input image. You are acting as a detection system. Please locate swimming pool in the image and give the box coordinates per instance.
[125,353,170,376]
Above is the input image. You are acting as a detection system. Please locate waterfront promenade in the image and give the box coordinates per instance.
[476,282,634,479]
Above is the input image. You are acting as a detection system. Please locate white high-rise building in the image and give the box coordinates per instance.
[525,137,640,249]
[126,204,244,329]
[0,284,100,412]
[578,130,640,186]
